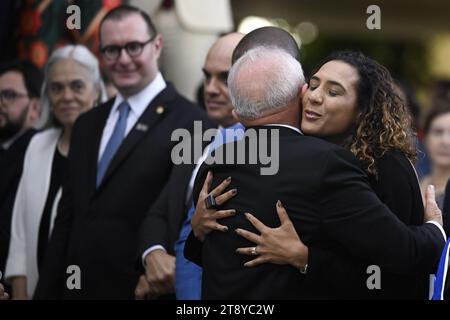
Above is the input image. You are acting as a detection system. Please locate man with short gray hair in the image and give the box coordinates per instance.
[185,45,445,299]
[228,47,304,121]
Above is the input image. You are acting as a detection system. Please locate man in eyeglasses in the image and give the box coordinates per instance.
[34,5,211,300]
[135,32,244,300]
[0,61,42,291]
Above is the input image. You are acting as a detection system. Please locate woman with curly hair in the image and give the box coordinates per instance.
[301,51,420,226]
[191,51,429,299]
[297,51,426,299]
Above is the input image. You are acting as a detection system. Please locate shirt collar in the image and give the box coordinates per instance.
[218,122,245,130]
[264,124,303,135]
[112,72,166,116]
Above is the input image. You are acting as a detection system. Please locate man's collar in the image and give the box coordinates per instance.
[113,72,166,114]
[1,129,28,150]
[264,124,303,135]
[219,122,245,130]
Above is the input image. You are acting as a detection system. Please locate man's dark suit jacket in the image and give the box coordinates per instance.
[185,126,445,299]
[137,132,213,258]
[34,84,210,299]
[0,129,36,275]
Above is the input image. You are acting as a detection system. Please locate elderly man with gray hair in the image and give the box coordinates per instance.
[185,45,445,299]
[228,46,304,122]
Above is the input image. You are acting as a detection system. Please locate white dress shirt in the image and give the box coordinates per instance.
[98,72,166,161]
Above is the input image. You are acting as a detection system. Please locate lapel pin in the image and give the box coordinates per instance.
[156,106,165,115]
[136,123,148,132]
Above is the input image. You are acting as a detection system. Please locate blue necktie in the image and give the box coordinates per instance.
[96,101,130,187]
[431,237,450,300]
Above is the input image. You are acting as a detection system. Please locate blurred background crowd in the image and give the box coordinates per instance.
[2,0,449,177]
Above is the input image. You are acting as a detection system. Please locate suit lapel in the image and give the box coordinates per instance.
[96,85,177,191]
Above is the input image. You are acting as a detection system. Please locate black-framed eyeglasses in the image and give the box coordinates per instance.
[0,89,29,106]
[101,36,155,60]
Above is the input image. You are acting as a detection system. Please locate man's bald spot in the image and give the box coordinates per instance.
[207,32,245,59]
[232,27,300,64]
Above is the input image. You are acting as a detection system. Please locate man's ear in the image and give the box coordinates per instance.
[27,98,41,127]
[232,109,240,122]
[153,34,163,60]
[301,83,308,97]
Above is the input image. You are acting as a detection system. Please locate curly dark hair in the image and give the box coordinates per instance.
[310,51,416,176]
